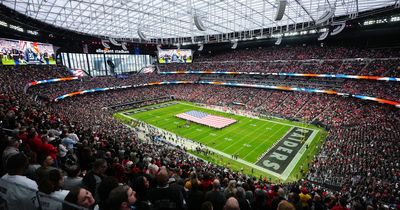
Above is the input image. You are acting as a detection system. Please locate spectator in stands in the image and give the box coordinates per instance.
[224,180,238,199]
[106,185,137,210]
[205,179,226,210]
[132,175,152,210]
[331,197,350,210]
[40,135,58,163]
[63,187,96,210]
[311,194,326,210]
[63,164,83,191]
[187,177,204,210]
[277,200,296,210]
[1,137,19,171]
[271,188,287,210]
[36,154,56,182]
[223,197,240,210]
[25,151,41,180]
[201,201,214,210]
[236,187,251,210]
[97,177,119,210]
[252,188,268,210]
[38,168,70,210]
[149,167,185,210]
[299,187,312,209]
[0,153,38,210]
[62,130,77,150]
[82,158,108,197]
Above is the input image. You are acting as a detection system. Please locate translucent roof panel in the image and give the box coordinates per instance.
[1,0,396,39]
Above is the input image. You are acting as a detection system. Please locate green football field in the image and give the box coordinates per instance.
[114,101,326,182]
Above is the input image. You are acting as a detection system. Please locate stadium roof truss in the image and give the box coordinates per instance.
[0,0,397,44]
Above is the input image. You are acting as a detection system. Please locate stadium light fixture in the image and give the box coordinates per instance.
[121,42,128,50]
[231,40,238,49]
[330,21,346,36]
[101,39,110,48]
[137,29,149,41]
[274,0,287,21]
[194,15,207,31]
[316,7,336,25]
[198,43,204,51]
[318,30,329,40]
[275,36,282,45]
[109,37,121,46]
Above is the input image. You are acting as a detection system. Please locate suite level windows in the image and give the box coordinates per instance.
[0,20,39,35]
[363,15,400,26]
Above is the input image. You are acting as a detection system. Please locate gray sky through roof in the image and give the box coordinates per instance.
[1,0,396,39]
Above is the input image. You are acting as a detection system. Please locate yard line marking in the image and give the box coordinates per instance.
[209,119,257,149]
[234,122,284,159]
[242,126,291,160]
[221,120,273,152]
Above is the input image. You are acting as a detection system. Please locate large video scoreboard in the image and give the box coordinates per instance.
[158,49,192,64]
[0,38,56,65]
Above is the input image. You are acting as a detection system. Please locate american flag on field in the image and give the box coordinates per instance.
[176,110,237,129]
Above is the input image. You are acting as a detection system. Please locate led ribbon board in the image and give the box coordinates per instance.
[28,77,79,87]
[24,77,80,93]
[52,80,400,108]
[158,71,400,82]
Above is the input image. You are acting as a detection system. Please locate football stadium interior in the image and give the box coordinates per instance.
[0,0,399,210]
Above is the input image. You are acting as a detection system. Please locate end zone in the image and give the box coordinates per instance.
[256,127,317,180]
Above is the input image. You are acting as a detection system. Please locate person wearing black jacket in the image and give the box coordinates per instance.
[82,159,108,198]
[148,167,186,210]
[204,179,226,210]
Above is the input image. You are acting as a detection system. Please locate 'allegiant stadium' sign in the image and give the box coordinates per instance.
[95,49,129,54]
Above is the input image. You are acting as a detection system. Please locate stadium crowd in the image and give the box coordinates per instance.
[195,46,400,61]
[1,45,399,210]
[159,59,399,77]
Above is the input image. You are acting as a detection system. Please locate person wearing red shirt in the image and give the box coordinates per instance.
[40,135,58,161]
[331,197,350,210]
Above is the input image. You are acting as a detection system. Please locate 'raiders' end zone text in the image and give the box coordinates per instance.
[256,127,313,174]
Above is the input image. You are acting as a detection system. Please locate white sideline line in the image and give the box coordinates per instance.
[241,123,285,160]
